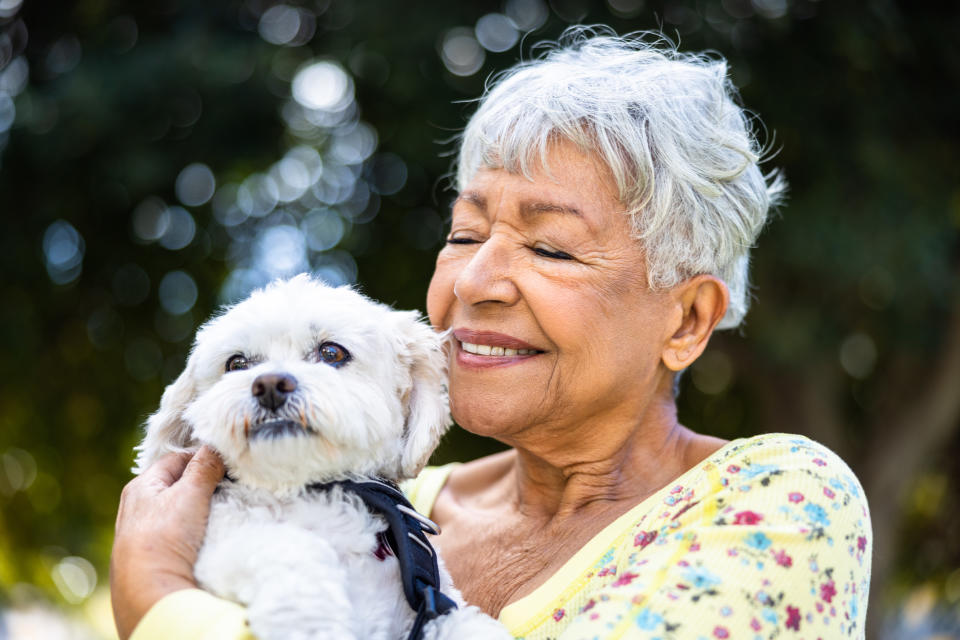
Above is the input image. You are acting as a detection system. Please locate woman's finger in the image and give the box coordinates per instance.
[180,446,225,495]
[141,450,194,488]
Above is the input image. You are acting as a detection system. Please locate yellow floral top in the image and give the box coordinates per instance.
[408,433,872,639]
[131,433,871,640]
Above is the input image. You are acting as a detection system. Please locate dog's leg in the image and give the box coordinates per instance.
[197,521,358,640]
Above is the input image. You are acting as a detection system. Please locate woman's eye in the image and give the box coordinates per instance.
[225,354,250,372]
[532,245,574,260]
[318,342,351,367]
[446,235,479,245]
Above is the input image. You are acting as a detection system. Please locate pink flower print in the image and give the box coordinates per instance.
[552,608,565,621]
[635,530,658,548]
[786,605,801,631]
[713,626,730,638]
[788,492,804,503]
[813,458,827,467]
[727,464,741,473]
[820,580,837,603]
[582,599,596,613]
[773,549,793,568]
[733,510,764,525]
[858,536,868,552]
[671,485,683,494]
[612,572,639,587]
[750,618,762,631]
[816,602,824,613]
[823,487,835,499]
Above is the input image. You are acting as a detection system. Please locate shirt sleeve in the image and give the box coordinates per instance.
[131,588,254,640]
[557,436,872,640]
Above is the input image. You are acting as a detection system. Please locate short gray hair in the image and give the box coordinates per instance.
[456,27,785,329]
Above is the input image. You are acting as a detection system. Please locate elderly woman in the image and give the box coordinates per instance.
[112,30,871,639]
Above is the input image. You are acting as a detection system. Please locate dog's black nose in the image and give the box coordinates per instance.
[252,373,298,411]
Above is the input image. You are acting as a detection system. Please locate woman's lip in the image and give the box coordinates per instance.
[452,329,541,351]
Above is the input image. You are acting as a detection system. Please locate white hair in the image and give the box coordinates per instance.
[456,27,785,329]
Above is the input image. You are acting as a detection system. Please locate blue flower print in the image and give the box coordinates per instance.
[804,502,831,527]
[681,566,723,589]
[635,608,664,630]
[744,532,772,550]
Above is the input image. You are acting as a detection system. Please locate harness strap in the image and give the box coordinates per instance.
[308,478,457,640]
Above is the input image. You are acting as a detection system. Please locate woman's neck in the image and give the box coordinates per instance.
[497,394,701,520]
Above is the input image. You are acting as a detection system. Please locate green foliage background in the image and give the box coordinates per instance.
[0,1,958,638]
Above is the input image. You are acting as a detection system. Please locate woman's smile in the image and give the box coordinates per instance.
[453,328,545,369]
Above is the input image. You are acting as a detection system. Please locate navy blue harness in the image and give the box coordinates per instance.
[310,478,458,640]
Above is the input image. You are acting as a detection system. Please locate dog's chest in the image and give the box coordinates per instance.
[194,484,412,637]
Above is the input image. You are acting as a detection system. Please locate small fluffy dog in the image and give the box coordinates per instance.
[134,275,509,640]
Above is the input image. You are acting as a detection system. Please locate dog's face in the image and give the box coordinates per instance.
[134,275,450,493]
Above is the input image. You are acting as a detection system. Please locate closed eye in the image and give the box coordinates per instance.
[532,245,574,260]
[446,236,480,245]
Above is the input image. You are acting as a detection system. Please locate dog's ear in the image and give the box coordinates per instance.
[393,311,451,479]
[133,356,199,474]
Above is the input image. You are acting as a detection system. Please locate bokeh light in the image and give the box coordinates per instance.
[0,447,37,495]
[45,35,82,75]
[439,28,485,77]
[751,0,788,19]
[258,5,315,47]
[132,197,168,242]
[302,208,345,252]
[0,0,24,19]
[0,56,28,96]
[292,60,353,111]
[157,206,196,250]
[505,0,550,31]
[51,556,97,605]
[475,14,520,53]
[158,270,198,315]
[175,163,216,207]
[42,220,84,285]
[606,0,645,18]
[255,225,309,278]
[0,93,14,134]
[840,332,878,379]
[366,152,407,195]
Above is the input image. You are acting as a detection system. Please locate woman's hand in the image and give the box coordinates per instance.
[110,446,225,639]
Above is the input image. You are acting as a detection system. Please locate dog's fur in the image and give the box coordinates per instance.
[135,275,509,640]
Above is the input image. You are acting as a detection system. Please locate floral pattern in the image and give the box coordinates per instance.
[509,434,872,639]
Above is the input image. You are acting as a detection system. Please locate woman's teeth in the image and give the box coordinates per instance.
[460,341,535,356]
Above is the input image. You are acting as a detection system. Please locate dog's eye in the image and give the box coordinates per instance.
[317,342,350,367]
[226,354,250,372]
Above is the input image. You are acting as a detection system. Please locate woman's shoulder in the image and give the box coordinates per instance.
[711,432,863,485]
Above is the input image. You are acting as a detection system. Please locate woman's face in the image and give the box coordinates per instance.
[427,141,677,444]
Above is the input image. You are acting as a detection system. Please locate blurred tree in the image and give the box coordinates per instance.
[0,1,957,638]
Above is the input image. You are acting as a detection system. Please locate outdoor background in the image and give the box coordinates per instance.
[0,0,957,638]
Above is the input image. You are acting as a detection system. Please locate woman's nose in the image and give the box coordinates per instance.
[453,236,520,307]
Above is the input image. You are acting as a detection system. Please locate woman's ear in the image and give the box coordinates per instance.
[133,356,199,473]
[661,275,729,371]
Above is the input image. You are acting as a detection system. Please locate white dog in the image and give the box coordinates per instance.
[134,275,509,640]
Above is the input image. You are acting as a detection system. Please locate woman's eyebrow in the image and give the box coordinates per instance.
[520,201,584,220]
[454,191,585,220]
